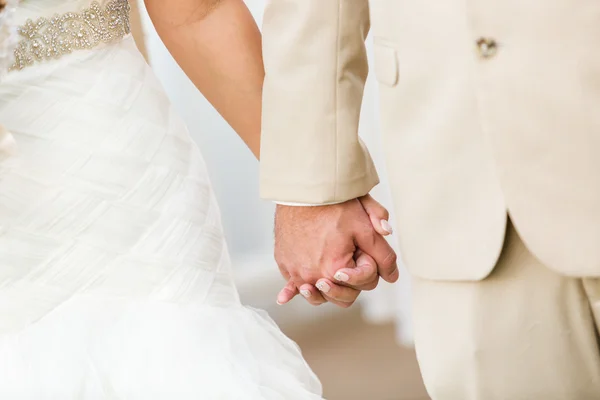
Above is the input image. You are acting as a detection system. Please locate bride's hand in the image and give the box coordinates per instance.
[277,194,396,307]
[357,194,394,237]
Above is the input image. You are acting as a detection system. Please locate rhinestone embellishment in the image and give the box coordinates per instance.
[9,0,131,71]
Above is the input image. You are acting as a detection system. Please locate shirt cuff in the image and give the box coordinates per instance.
[274,201,345,206]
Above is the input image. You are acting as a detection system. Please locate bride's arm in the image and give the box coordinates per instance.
[145,0,264,159]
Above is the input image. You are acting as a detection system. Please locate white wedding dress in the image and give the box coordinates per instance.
[0,1,323,398]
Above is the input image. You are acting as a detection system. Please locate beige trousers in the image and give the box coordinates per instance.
[413,219,600,400]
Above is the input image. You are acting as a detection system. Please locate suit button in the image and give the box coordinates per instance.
[476,37,498,58]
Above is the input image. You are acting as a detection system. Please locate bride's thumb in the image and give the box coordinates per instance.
[359,194,393,236]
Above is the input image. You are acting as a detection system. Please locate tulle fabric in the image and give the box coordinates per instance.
[0,294,321,399]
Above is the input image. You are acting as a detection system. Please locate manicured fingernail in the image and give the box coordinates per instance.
[334,271,349,282]
[316,281,331,293]
[381,219,393,234]
[276,300,284,305]
[300,289,311,298]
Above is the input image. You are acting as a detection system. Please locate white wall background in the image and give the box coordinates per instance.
[137,0,413,345]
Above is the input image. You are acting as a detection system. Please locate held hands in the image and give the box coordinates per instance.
[274,195,398,308]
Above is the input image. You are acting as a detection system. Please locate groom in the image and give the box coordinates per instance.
[259,1,600,399]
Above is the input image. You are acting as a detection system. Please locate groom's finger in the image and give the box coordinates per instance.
[332,252,380,291]
[354,228,399,284]
[276,280,298,305]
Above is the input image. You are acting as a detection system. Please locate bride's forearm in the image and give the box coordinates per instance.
[145,0,263,159]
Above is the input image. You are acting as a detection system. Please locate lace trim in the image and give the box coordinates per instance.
[9,0,130,72]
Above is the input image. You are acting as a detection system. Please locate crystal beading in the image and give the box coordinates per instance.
[9,0,131,71]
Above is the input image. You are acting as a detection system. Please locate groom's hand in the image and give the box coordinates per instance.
[274,198,398,307]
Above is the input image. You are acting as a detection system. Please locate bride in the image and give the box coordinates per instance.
[0,0,331,398]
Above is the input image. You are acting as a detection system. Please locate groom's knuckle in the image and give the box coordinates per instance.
[382,251,397,268]
[288,268,302,280]
[356,225,377,245]
[330,260,349,274]
[380,208,390,220]
[365,279,380,291]
[299,270,317,284]
[356,280,378,292]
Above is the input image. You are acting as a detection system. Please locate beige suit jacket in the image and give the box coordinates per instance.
[260,0,600,280]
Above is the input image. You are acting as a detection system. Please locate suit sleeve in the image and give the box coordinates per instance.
[260,0,379,204]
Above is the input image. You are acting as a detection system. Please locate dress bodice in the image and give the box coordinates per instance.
[14,0,123,23]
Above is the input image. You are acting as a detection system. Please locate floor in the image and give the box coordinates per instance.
[282,309,430,400]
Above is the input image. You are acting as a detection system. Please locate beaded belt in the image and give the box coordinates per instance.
[9,0,131,71]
